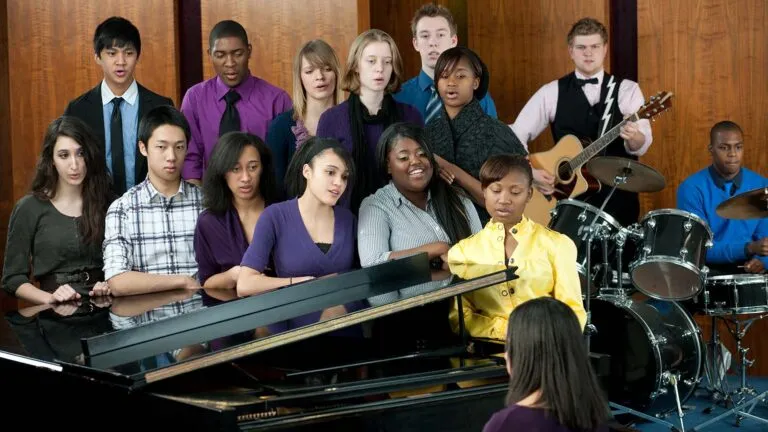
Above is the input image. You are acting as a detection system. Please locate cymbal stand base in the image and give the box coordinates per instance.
[610,373,687,432]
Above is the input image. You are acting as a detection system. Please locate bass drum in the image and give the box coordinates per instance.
[590,296,703,415]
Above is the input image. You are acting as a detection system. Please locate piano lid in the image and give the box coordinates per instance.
[96,262,517,385]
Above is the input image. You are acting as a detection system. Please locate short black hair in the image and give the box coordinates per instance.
[284,137,354,198]
[202,132,279,214]
[710,120,743,146]
[94,16,141,57]
[209,20,249,51]
[138,105,191,145]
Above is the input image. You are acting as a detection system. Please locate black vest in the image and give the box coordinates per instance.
[551,71,640,227]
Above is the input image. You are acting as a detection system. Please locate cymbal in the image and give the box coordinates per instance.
[585,156,666,193]
[716,187,768,219]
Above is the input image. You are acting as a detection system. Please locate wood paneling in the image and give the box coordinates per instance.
[0,0,13,313]
[468,0,610,153]
[200,0,364,97]
[637,0,768,213]
[0,1,180,311]
[638,0,768,375]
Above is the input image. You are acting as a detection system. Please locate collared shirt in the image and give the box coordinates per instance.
[357,182,483,267]
[103,179,203,280]
[446,216,586,340]
[180,75,292,180]
[395,70,498,119]
[101,79,139,190]
[677,166,768,267]
[510,69,653,155]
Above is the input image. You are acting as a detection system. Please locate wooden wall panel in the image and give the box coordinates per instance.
[468,0,610,153]
[0,0,13,312]
[0,0,180,311]
[200,0,364,97]
[637,0,768,213]
[638,0,768,375]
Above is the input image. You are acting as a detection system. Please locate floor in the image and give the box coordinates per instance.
[630,376,768,431]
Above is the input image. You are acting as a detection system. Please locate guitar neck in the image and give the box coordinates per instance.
[570,114,638,169]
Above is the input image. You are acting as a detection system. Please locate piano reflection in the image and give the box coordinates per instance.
[1,253,518,431]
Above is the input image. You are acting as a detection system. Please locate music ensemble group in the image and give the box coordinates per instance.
[2,4,767,431]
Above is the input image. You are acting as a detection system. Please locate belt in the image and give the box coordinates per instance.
[38,269,104,293]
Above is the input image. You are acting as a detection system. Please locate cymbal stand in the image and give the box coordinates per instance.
[584,170,628,352]
[692,313,768,431]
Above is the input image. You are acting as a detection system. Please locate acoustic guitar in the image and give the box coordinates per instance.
[525,91,674,225]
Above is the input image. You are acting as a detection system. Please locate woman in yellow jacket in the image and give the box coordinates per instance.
[446,154,586,340]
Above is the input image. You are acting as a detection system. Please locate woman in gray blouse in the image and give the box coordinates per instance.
[2,116,113,304]
[358,122,482,269]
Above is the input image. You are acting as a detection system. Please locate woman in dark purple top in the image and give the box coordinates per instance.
[483,297,612,432]
[238,137,359,333]
[317,29,424,213]
[194,132,279,296]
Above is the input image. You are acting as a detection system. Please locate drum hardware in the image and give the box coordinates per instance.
[691,311,768,431]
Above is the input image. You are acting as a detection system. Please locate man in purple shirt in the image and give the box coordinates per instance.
[181,20,292,184]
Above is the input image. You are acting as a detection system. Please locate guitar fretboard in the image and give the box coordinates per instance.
[569,114,638,170]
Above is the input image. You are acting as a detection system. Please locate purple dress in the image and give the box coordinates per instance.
[241,199,361,334]
[316,100,424,209]
[483,405,610,432]
[194,207,250,288]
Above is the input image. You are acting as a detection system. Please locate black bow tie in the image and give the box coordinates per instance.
[576,77,599,86]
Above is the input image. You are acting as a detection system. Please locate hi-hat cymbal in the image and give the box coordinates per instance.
[716,187,768,219]
[585,156,666,193]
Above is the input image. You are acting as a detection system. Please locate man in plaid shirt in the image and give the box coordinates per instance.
[103,105,204,296]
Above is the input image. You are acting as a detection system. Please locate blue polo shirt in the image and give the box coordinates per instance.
[394,70,498,120]
[677,166,768,268]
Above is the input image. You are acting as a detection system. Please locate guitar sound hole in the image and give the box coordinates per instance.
[557,161,572,181]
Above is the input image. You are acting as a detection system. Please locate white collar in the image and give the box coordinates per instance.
[101,79,138,106]
[574,69,605,85]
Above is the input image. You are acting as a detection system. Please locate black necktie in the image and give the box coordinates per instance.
[111,97,126,195]
[576,77,599,86]
[219,90,241,137]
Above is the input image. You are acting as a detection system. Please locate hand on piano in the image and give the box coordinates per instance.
[532,168,555,195]
[182,276,202,291]
[89,281,111,297]
[49,284,81,303]
[743,258,765,274]
[52,301,81,317]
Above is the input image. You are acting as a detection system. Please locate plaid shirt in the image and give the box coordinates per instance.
[103,179,203,280]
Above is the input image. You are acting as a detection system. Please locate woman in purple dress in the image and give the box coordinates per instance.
[317,29,423,213]
[483,297,611,432]
[237,137,359,333]
[193,132,279,292]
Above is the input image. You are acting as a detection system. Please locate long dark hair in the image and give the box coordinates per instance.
[30,116,113,245]
[202,132,279,214]
[285,136,355,199]
[505,297,609,431]
[376,123,472,243]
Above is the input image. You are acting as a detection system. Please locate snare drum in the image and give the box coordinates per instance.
[697,274,768,315]
[548,200,623,296]
[630,209,713,300]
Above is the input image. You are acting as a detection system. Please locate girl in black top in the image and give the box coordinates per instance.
[2,116,113,304]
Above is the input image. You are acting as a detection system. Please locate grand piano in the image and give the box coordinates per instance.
[0,254,518,431]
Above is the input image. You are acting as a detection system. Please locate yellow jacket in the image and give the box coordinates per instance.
[447,216,586,340]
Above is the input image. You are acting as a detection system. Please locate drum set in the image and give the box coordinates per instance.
[546,156,768,431]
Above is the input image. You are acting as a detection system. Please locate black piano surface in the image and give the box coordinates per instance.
[0,254,517,431]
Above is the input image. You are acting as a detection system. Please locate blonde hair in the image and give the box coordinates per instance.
[341,29,404,95]
[292,40,344,122]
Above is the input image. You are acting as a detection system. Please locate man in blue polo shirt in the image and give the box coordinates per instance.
[677,121,768,275]
[394,4,497,124]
